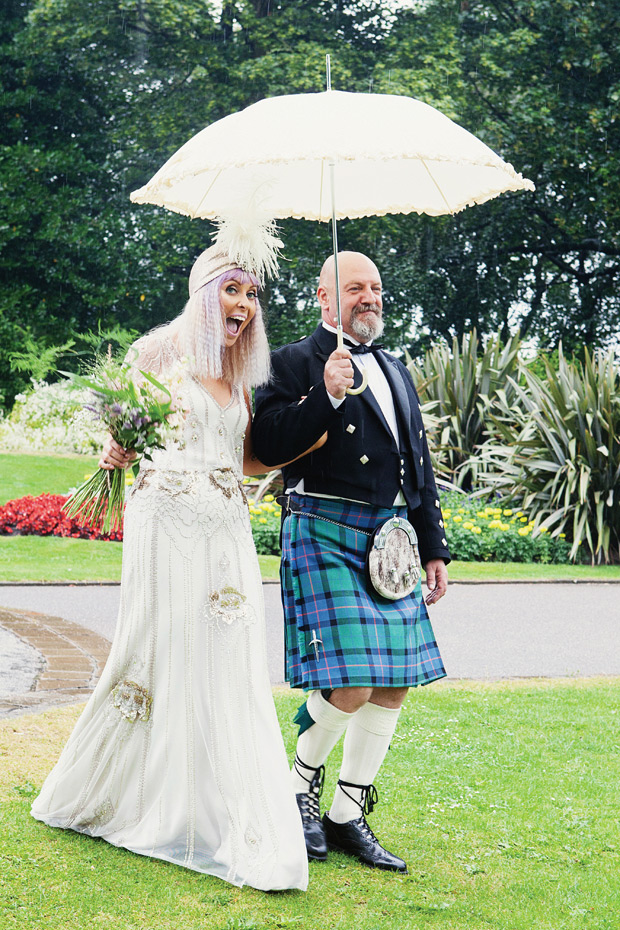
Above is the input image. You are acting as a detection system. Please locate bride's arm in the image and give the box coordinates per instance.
[242,391,326,476]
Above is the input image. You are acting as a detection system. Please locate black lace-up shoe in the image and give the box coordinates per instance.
[322,812,408,873]
[295,764,327,861]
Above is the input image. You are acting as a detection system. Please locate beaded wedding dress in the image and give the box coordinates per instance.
[31,331,308,892]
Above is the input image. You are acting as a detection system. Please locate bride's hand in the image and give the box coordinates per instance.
[99,435,137,471]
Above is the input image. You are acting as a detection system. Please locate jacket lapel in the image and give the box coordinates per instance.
[375,352,412,439]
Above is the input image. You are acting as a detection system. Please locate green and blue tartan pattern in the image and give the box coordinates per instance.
[280,494,447,691]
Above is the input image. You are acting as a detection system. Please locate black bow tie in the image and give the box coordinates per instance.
[346,342,384,355]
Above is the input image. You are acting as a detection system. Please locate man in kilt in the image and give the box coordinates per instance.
[252,251,450,873]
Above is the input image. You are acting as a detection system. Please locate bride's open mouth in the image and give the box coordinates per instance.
[225,314,246,336]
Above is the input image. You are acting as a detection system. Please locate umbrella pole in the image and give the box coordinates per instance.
[329,161,343,342]
[326,53,366,394]
[329,160,367,395]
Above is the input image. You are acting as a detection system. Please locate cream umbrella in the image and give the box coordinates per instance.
[131,62,534,392]
[130,93,533,222]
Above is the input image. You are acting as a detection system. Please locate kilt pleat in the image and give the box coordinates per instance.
[281,494,446,691]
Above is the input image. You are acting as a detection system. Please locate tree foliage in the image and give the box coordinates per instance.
[387,0,620,351]
[1,0,619,408]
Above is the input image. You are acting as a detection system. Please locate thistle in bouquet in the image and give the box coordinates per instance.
[62,350,185,533]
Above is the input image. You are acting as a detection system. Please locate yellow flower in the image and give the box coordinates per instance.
[463,521,474,529]
[476,511,486,518]
[140,294,145,301]
[457,508,465,514]
[516,511,524,517]
[518,527,530,536]
[489,519,502,528]
[503,509,513,516]
[264,494,275,502]
[500,523,510,531]
[559,533,566,538]
[539,527,548,534]
[471,526,482,534]
[453,516,463,523]
[259,517,267,524]
[520,517,528,523]
[249,514,254,521]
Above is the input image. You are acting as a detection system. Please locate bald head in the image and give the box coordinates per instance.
[318,251,384,343]
[319,251,380,292]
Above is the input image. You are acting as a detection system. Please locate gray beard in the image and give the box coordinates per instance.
[350,305,384,342]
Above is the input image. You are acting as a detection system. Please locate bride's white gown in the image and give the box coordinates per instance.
[31,332,308,892]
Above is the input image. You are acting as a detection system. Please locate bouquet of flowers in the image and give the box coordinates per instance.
[62,351,185,533]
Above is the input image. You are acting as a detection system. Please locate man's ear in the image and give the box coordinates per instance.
[317,284,332,317]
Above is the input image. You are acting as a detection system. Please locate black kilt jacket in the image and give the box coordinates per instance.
[252,325,451,567]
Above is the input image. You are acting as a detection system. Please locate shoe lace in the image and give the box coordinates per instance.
[337,780,379,816]
[294,754,325,821]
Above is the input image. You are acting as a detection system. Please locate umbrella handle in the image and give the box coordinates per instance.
[337,327,368,395]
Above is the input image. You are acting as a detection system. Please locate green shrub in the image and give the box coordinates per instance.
[478,347,620,563]
[248,494,281,555]
[408,329,522,488]
[441,492,573,563]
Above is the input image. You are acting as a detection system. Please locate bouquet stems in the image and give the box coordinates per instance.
[63,466,127,535]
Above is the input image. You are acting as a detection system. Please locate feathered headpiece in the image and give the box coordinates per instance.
[189,198,282,296]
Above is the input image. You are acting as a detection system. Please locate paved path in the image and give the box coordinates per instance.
[1,582,618,717]
[0,604,111,717]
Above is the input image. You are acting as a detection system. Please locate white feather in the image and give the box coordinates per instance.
[211,196,282,285]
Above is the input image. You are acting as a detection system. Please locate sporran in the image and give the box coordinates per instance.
[365,516,421,601]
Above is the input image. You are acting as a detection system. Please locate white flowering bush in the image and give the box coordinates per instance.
[0,380,106,454]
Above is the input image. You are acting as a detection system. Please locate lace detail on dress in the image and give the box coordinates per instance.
[112,680,153,723]
[203,554,256,632]
[125,328,180,380]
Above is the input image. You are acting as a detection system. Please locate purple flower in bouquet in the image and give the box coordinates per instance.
[61,355,185,533]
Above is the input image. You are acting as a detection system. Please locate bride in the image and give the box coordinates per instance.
[31,219,310,892]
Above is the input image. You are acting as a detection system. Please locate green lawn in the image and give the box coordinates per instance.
[0,452,99,505]
[2,535,619,584]
[1,452,619,584]
[1,679,618,930]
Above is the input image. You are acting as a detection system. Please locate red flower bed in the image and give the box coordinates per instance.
[0,494,124,542]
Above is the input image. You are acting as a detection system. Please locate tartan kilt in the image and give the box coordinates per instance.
[281,493,446,691]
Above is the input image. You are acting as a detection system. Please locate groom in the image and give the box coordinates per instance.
[252,251,450,873]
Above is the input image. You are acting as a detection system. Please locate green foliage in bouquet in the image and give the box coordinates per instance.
[408,329,522,488]
[478,348,620,563]
[62,352,184,534]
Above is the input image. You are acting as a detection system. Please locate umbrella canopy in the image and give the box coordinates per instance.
[130,90,534,221]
